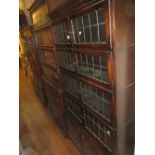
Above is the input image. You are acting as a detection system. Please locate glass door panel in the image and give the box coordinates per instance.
[80,81,112,120]
[84,110,113,151]
[57,51,76,71]
[65,94,83,122]
[35,28,52,46]
[62,73,80,98]
[52,21,70,44]
[78,53,108,83]
[71,8,106,44]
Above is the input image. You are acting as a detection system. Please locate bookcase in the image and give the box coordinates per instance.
[28,0,66,131]
[20,25,46,104]
[23,0,135,155]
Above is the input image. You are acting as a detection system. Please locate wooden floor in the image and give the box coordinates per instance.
[19,70,81,155]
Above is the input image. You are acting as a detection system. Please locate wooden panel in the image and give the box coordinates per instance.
[23,0,36,9]
[32,3,48,27]
[39,49,56,67]
[35,28,53,45]
[125,120,135,155]
[42,66,60,84]
[125,84,135,123]
[29,58,43,87]
[44,80,65,128]
[126,46,135,85]
[111,0,135,154]
[47,0,67,13]
[64,111,83,152]
[22,26,34,45]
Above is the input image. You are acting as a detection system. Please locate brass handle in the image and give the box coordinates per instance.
[106,130,111,135]
[78,31,82,36]
[66,35,71,40]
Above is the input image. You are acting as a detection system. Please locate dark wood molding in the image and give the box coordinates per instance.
[37,45,54,50]
[42,76,62,93]
[60,66,114,94]
[33,23,51,32]
[40,61,57,72]
[48,0,106,22]
[28,0,44,14]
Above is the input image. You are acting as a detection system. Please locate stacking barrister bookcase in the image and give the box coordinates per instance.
[48,0,135,155]
[28,0,66,130]
[24,0,135,155]
[49,0,115,154]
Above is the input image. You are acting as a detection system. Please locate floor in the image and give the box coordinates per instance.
[19,70,81,155]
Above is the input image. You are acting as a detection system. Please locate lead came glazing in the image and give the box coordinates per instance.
[52,21,69,44]
[78,54,108,83]
[65,95,82,122]
[62,73,79,98]
[80,81,111,120]
[58,51,75,71]
[71,8,106,44]
[84,110,112,151]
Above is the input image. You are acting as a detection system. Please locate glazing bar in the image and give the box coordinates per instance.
[81,16,86,43]
[92,56,95,78]
[96,10,100,43]
[88,14,92,42]
[86,55,90,75]
[99,56,103,81]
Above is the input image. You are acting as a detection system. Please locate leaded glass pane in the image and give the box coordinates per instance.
[98,8,105,23]
[77,16,83,28]
[79,29,85,43]
[58,51,75,71]
[91,26,98,42]
[52,21,69,44]
[81,82,111,119]
[83,14,89,27]
[84,110,112,150]
[62,73,79,98]
[78,54,108,83]
[99,24,106,42]
[84,27,91,42]
[90,11,97,25]
[71,7,107,44]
